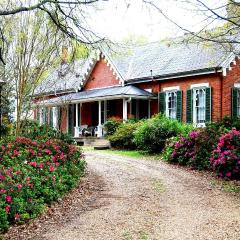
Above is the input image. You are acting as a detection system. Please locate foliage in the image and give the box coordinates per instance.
[108,122,142,150]
[0,136,85,232]
[133,114,192,153]
[210,129,240,180]
[0,125,9,138]
[16,120,74,144]
[104,117,122,137]
[206,116,240,131]
[168,127,223,170]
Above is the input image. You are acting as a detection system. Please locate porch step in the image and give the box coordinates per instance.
[74,137,110,147]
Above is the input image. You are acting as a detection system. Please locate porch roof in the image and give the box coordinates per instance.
[37,85,155,106]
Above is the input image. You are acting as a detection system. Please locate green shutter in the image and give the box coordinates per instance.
[186,89,193,123]
[44,107,48,124]
[50,108,53,127]
[176,90,182,121]
[205,87,212,122]
[159,92,166,114]
[37,108,40,122]
[232,87,238,118]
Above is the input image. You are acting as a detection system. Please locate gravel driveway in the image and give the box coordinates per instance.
[4,151,240,240]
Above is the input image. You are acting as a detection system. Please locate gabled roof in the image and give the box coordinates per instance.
[111,42,232,82]
[34,41,237,96]
[36,85,155,106]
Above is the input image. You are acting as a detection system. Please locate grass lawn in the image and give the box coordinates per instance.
[82,146,160,159]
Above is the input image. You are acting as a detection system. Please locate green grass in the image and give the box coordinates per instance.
[210,180,240,193]
[101,149,150,158]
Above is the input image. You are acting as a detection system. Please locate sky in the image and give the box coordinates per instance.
[86,0,227,43]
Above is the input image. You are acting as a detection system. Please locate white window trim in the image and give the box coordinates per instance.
[144,88,152,93]
[163,86,180,92]
[165,89,178,120]
[190,83,209,89]
[192,88,206,127]
[234,83,240,88]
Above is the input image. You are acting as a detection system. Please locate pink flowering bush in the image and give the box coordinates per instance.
[210,129,240,179]
[165,127,222,170]
[0,136,85,232]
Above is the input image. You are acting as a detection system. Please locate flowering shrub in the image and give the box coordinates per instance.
[168,127,222,170]
[210,129,240,179]
[0,136,85,232]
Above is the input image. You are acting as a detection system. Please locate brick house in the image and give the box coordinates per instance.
[33,42,240,137]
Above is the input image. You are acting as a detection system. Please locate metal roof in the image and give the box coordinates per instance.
[35,41,234,96]
[38,85,155,106]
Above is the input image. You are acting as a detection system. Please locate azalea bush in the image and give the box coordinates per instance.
[0,136,85,232]
[167,127,222,170]
[134,114,192,153]
[210,129,240,179]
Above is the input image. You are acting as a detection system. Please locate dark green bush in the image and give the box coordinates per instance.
[134,114,192,153]
[104,117,122,136]
[108,122,142,149]
[206,116,240,131]
[16,120,74,144]
[0,125,9,138]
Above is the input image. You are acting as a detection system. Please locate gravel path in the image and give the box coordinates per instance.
[4,151,240,240]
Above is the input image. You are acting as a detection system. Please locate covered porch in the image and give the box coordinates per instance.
[37,85,157,138]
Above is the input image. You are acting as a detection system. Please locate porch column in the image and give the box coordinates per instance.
[74,103,79,137]
[52,107,57,129]
[98,101,103,137]
[123,99,128,121]
[148,100,151,118]
[79,103,82,127]
[104,100,107,123]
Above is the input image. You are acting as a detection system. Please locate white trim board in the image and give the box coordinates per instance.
[163,86,180,91]
[190,83,209,89]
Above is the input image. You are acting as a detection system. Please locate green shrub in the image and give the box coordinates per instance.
[134,114,192,153]
[206,116,240,131]
[16,120,74,144]
[108,122,142,149]
[104,117,122,136]
[0,136,86,232]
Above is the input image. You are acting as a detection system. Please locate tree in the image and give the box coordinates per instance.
[144,0,240,52]
[0,0,107,64]
[0,9,81,134]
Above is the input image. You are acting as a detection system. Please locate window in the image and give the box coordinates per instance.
[166,91,177,119]
[237,89,240,116]
[193,88,206,125]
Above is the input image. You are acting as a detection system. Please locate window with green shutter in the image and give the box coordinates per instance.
[176,90,182,121]
[232,87,240,118]
[190,87,212,126]
[159,92,166,114]
[186,89,193,123]
[205,87,211,122]
[49,108,53,127]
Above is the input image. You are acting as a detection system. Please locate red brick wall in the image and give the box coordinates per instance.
[222,58,240,117]
[135,74,222,122]
[84,59,121,90]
